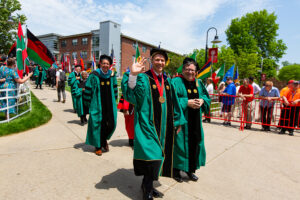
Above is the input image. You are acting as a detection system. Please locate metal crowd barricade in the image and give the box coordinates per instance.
[205,94,300,132]
[0,84,32,123]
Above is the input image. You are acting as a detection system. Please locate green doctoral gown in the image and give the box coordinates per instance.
[83,69,118,148]
[121,71,186,180]
[71,79,86,117]
[68,71,81,112]
[172,77,211,173]
[34,66,46,85]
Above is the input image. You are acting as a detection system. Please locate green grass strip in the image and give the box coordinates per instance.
[0,92,52,137]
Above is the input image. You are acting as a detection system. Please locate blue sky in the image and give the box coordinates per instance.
[19,0,300,66]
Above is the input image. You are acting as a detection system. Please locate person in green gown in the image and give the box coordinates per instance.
[34,65,46,89]
[83,55,118,156]
[121,48,186,200]
[172,57,211,182]
[68,65,82,112]
[71,71,88,125]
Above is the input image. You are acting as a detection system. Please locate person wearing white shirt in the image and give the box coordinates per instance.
[203,78,213,122]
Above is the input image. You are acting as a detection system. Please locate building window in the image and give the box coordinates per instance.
[132,43,137,49]
[72,39,78,46]
[81,51,87,59]
[92,36,99,47]
[61,40,67,47]
[92,50,100,60]
[142,46,147,53]
[82,38,88,45]
[54,42,58,50]
[72,52,77,59]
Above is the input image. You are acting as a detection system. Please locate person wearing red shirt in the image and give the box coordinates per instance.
[238,78,254,129]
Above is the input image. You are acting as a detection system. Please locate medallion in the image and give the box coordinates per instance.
[101,82,104,86]
[193,89,198,93]
[159,96,165,103]
[188,89,192,94]
[106,81,110,85]
[152,85,157,89]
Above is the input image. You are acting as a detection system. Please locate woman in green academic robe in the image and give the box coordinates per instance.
[172,57,211,182]
[83,55,118,156]
[71,71,88,125]
[121,48,186,200]
[34,65,46,89]
[68,65,82,112]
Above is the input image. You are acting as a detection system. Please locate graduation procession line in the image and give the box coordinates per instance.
[0,82,300,199]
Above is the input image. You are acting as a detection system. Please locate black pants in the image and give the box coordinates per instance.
[142,175,153,193]
[281,106,299,133]
[261,106,273,129]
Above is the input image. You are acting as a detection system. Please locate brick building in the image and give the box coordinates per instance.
[59,32,92,66]
[38,20,179,75]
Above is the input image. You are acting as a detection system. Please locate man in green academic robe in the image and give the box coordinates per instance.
[172,58,211,182]
[33,65,46,89]
[68,65,82,112]
[83,55,118,156]
[121,48,186,200]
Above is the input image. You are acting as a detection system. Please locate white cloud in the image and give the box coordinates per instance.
[19,0,273,54]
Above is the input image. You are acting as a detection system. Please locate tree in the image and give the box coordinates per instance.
[164,52,184,76]
[0,0,26,54]
[278,64,300,81]
[225,9,287,78]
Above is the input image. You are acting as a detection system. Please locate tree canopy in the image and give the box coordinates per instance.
[278,64,300,81]
[0,0,26,54]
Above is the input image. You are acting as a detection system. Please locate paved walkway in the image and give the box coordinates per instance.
[0,83,300,200]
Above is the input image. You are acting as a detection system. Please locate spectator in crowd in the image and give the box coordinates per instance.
[218,81,225,117]
[56,65,66,103]
[233,82,242,118]
[203,77,213,123]
[259,81,280,131]
[249,77,261,96]
[48,65,56,88]
[222,77,236,126]
[0,58,33,118]
[278,80,294,128]
[238,78,254,129]
[280,81,300,136]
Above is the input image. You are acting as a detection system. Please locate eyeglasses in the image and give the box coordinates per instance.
[184,69,196,72]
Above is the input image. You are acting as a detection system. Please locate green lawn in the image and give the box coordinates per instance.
[0,92,52,137]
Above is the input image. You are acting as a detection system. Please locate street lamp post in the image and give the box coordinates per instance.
[205,27,222,63]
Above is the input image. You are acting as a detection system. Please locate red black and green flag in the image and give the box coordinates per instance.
[8,42,16,58]
[27,29,55,69]
[16,22,29,78]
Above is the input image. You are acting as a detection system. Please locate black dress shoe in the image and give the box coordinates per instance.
[187,172,198,182]
[141,183,153,200]
[173,175,183,183]
[152,188,164,198]
[279,130,285,134]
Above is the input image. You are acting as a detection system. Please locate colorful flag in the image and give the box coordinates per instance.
[177,51,197,73]
[60,53,65,71]
[26,28,55,70]
[16,22,29,78]
[74,57,77,65]
[92,52,96,71]
[80,52,84,71]
[8,42,16,58]
[135,43,141,62]
[110,47,117,70]
[222,64,235,82]
[211,63,225,89]
[196,58,212,79]
[234,65,239,83]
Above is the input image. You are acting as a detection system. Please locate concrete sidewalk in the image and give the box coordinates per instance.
[0,83,300,200]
